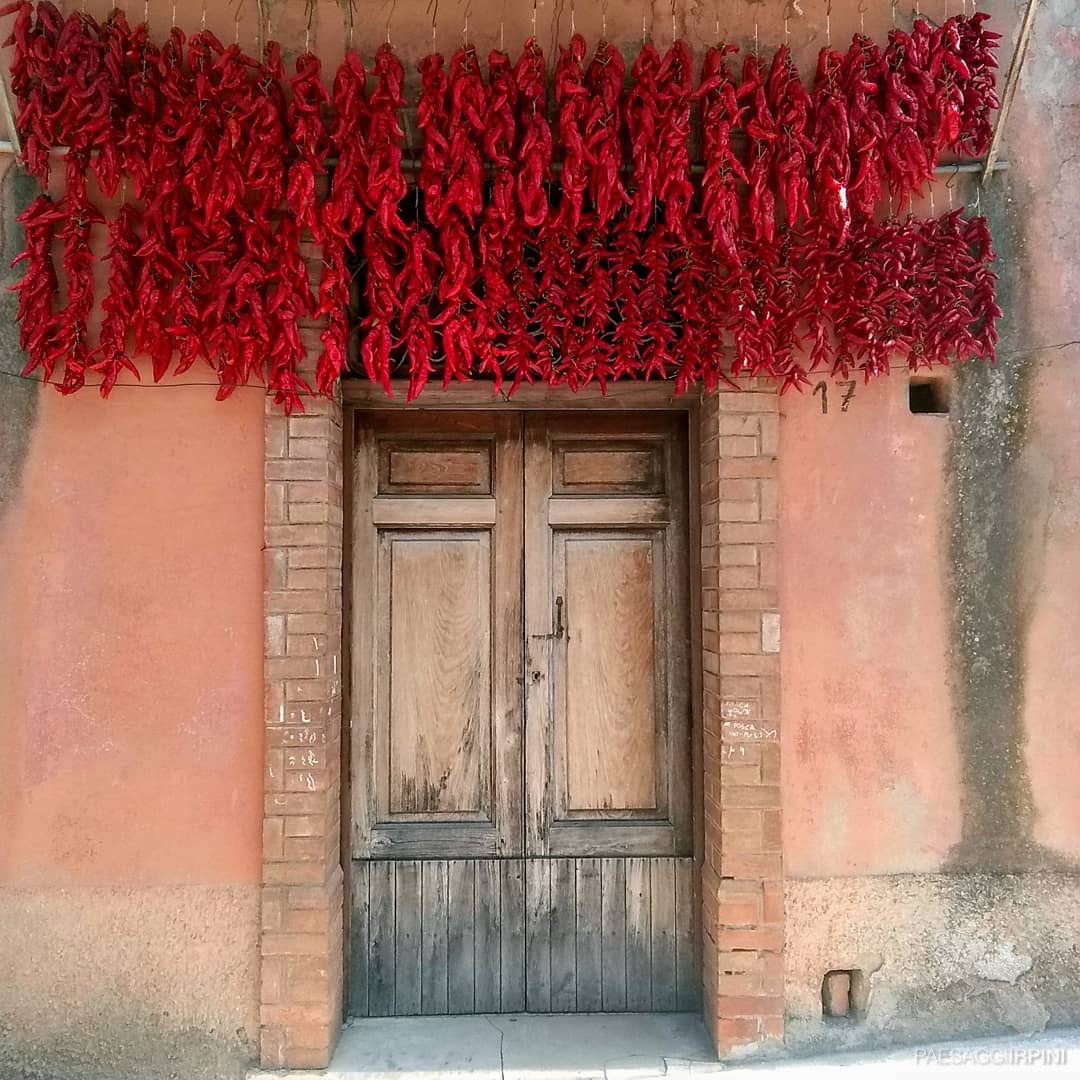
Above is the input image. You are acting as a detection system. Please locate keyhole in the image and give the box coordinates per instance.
[531,670,543,683]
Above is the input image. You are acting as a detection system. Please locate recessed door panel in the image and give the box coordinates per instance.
[380,532,491,818]
[559,533,662,814]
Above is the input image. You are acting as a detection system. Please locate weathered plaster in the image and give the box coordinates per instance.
[0,885,259,1080]
[784,873,1080,1054]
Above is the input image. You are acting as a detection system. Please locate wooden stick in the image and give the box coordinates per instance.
[981,0,1041,187]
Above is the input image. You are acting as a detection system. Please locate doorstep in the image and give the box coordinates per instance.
[248,1013,722,1080]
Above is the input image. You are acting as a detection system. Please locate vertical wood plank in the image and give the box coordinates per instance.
[368,860,396,1016]
[447,860,476,1013]
[525,859,551,1011]
[550,859,577,1011]
[625,857,652,1011]
[421,860,448,1015]
[675,857,700,1010]
[348,860,370,1017]
[523,419,553,857]
[501,859,526,1012]
[600,858,627,1012]
[395,860,422,1015]
[493,415,526,856]
[575,858,603,1011]
[650,859,677,1011]
[474,860,502,1012]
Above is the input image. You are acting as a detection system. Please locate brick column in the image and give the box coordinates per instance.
[699,382,784,1057]
[261,391,345,1069]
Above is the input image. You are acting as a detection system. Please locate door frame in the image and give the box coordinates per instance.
[260,377,784,1068]
[342,382,703,1012]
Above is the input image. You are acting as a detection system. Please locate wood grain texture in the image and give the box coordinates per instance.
[562,535,658,813]
[384,535,490,817]
[382,442,492,494]
[349,855,699,1017]
[556,443,663,494]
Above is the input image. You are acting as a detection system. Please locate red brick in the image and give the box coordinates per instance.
[717,500,760,522]
[282,1046,333,1069]
[716,994,785,1018]
[261,932,335,958]
[716,927,785,951]
[263,861,331,886]
[719,566,760,589]
[720,435,760,457]
[718,457,778,478]
[723,784,782,809]
[260,1024,287,1067]
[720,852,784,881]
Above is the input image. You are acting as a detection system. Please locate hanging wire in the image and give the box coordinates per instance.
[671,0,676,42]
[825,0,832,47]
[201,0,208,31]
[601,0,608,39]
[946,162,959,210]
[342,0,355,49]
[427,0,438,49]
[304,0,314,52]
[858,0,865,35]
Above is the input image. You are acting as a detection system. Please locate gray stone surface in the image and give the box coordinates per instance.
[248,1017,1080,1080]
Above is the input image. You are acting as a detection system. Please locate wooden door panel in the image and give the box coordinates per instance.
[352,413,523,859]
[351,854,698,1017]
[554,441,666,494]
[559,533,661,814]
[525,414,693,859]
[379,531,491,818]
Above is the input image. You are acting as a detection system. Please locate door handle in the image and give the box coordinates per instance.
[529,596,566,642]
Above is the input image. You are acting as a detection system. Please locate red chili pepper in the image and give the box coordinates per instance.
[11,191,62,380]
[90,203,141,395]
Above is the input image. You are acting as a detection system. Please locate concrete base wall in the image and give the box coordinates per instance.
[784,872,1080,1055]
[0,886,259,1080]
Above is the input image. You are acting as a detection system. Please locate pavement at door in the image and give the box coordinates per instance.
[247,1014,1080,1080]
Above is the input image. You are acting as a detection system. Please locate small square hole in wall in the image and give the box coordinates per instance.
[822,969,869,1021]
[909,376,951,415]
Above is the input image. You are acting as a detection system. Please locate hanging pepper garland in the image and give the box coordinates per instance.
[1,1,1002,410]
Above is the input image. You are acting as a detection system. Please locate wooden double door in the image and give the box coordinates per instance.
[349,412,696,1016]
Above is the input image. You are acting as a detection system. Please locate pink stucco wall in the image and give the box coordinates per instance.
[0,385,264,886]
[779,375,963,876]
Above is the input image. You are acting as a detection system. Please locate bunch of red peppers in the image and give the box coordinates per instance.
[2,1,1002,407]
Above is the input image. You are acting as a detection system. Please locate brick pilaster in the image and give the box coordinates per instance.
[261,391,345,1069]
[699,382,784,1056]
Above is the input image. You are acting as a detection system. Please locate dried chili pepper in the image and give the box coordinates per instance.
[90,203,141,395]
[698,43,747,263]
[11,191,62,380]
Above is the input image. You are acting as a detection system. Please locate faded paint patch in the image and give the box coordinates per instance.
[0,884,259,1080]
[784,872,1080,1054]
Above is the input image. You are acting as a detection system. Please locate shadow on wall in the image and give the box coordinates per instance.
[0,163,39,520]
